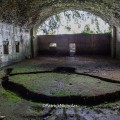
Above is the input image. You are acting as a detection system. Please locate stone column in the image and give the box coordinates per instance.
[116,27,120,59]
[30,28,34,58]
[111,26,116,58]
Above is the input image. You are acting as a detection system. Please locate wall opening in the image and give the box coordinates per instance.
[35,10,112,57]
[49,43,57,55]
[49,43,57,48]
[36,10,111,36]
[69,43,76,56]
[15,41,20,53]
[3,41,9,55]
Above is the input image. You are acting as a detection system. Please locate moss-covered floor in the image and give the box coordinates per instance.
[0,56,120,120]
[8,73,120,97]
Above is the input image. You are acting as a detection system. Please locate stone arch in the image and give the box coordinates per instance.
[30,1,120,29]
[0,0,120,28]
[34,8,111,32]
[0,0,120,59]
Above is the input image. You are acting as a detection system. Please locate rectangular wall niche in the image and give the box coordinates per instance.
[15,41,20,53]
[3,41,9,55]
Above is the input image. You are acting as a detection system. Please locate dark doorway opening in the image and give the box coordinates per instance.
[49,43,57,55]
[69,43,76,56]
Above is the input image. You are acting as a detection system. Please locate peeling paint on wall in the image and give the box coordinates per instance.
[0,22,31,67]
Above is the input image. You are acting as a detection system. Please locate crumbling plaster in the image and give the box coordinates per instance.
[0,22,31,67]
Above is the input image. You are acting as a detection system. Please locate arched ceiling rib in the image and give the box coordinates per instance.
[0,0,120,28]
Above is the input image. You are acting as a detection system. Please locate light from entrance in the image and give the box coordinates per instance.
[69,43,76,56]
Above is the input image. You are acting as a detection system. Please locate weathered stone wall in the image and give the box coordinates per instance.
[116,27,120,59]
[33,37,39,57]
[37,34,111,56]
[0,22,31,68]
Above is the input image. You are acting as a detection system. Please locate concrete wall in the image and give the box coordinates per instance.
[33,37,39,57]
[37,34,111,56]
[116,27,120,58]
[0,22,31,68]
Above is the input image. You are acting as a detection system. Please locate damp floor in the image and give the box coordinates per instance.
[0,55,120,120]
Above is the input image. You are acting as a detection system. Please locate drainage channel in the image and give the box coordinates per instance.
[1,67,120,106]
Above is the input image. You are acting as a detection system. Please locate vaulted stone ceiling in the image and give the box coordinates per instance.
[0,0,120,28]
